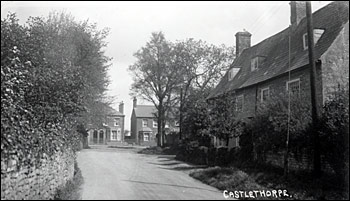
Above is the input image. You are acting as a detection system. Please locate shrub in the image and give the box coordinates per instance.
[318,89,349,181]
[237,88,348,179]
[1,12,110,168]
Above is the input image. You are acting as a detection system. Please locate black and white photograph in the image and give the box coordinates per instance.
[1,1,349,200]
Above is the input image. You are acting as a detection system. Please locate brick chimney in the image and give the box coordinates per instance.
[119,101,124,114]
[133,97,137,108]
[290,1,306,26]
[235,30,251,57]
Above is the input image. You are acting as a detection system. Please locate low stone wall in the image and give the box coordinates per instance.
[1,150,75,200]
[266,151,334,173]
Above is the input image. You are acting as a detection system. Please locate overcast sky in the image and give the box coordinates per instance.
[1,1,331,130]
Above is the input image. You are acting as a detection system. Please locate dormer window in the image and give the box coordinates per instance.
[228,68,240,81]
[251,57,259,71]
[251,56,265,71]
[303,29,325,50]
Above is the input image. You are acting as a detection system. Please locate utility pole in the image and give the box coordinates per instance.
[179,87,183,140]
[306,1,321,176]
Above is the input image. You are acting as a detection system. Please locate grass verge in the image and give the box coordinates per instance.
[190,164,348,200]
[54,161,84,200]
[138,146,180,155]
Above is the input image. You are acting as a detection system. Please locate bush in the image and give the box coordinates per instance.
[237,88,349,179]
[1,12,110,167]
[175,140,208,165]
[318,89,349,182]
[216,147,229,166]
[190,167,264,192]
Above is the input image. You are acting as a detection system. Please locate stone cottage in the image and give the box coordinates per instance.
[87,102,125,146]
[208,1,349,148]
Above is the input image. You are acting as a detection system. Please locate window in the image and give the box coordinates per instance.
[117,129,121,141]
[143,133,150,141]
[236,95,244,112]
[251,57,259,71]
[142,119,148,127]
[114,118,120,126]
[235,137,239,148]
[303,29,325,50]
[314,29,324,43]
[111,130,117,141]
[153,120,158,128]
[228,68,240,81]
[261,87,270,102]
[286,79,301,96]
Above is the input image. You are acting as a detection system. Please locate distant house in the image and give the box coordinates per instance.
[128,97,179,146]
[87,102,125,146]
[208,1,349,148]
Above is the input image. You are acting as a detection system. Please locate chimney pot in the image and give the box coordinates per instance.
[235,31,251,57]
[119,101,124,114]
[290,1,306,25]
[133,97,137,108]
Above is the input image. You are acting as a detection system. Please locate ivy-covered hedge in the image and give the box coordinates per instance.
[237,89,349,178]
[318,89,349,181]
[178,88,348,183]
[1,13,110,168]
[239,92,312,163]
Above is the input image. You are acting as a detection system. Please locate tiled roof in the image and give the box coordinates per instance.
[133,105,179,119]
[208,1,349,99]
[134,105,157,118]
[103,104,124,116]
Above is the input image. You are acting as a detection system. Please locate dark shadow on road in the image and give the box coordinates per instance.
[148,162,182,166]
[123,179,218,193]
[157,159,176,163]
[108,146,135,149]
[157,155,176,159]
[159,166,207,171]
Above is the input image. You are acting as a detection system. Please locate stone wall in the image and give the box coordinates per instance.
[266,151,334,173]
[1,149,75,200]
[321,22,349,103]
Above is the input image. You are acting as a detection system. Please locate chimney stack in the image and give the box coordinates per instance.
[235,30,251,58]
[119,101,124,114]
[290,1,306,26]
[133,97,137,108]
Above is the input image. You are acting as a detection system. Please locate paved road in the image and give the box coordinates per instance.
[77,146,224,200]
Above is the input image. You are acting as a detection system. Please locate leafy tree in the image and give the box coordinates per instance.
[173,39,234,95]
[172,39,234,140]
[209,92,243,146]
[129,33,235,146]
[129,32,184,146]
[181,89,211,143]
[1,12,111,165]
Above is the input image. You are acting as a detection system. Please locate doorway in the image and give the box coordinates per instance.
[99,130,104,144]
[93,130,98,144]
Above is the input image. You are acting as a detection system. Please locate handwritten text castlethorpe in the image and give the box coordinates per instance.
[223,189,291,199]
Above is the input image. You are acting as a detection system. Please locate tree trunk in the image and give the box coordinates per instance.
[157,102,164,147]
[83,135,89,149]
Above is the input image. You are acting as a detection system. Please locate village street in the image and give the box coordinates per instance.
[77,146,224,200]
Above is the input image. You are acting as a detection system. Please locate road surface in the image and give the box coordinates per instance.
[77,146,224,200]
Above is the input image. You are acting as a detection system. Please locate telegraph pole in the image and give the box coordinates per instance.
[306,1,321,176]
[179,87,183,140]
